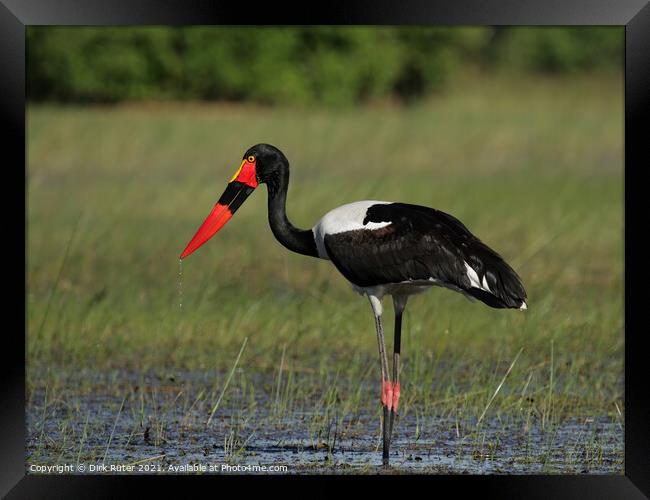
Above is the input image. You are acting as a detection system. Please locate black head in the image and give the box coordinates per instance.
[243,143,289,186]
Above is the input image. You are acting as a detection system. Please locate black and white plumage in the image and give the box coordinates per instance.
[181,144,528,467]
[312,200,527,310]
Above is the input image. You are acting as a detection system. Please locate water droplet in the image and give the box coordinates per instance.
[178,258,184,311]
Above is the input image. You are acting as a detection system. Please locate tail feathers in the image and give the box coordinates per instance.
[466,287,527,310]
[462,252,527,310]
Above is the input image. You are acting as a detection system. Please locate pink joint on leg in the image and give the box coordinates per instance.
[392,383,401,412]
[381,380,394,411]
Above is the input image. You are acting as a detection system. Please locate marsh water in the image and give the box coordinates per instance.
[26,369,623,475]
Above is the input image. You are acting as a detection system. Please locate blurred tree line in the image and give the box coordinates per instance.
[27,26,622,105]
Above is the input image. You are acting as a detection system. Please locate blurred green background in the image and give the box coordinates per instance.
[27,26,622,105]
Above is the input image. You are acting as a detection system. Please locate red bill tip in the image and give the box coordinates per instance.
[180,203,233,259]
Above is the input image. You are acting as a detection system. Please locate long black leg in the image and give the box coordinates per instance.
[368,294,391,466]
[389,296,407,450]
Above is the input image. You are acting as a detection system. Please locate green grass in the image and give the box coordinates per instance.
[26,74,624,472]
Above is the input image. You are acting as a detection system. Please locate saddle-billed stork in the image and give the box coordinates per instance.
[180,143,527,466]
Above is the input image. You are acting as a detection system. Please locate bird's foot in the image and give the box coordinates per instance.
[381,380,394,411]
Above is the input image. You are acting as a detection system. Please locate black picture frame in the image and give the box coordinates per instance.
[2,1,648,497]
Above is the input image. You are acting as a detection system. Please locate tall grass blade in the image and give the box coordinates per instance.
[207,337,248,426]
[477,347,523,426]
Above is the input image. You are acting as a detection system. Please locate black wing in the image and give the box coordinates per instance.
[323,203,527,309]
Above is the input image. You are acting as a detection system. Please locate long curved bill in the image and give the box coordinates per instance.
[180,158,258,259]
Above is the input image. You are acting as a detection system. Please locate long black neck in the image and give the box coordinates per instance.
[266,169,319,258]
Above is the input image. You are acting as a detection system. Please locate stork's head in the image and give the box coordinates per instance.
[243,143,289,186]
[179,143,288,259]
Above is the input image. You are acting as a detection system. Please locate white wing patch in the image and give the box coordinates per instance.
[312,200,392,259]
[464,261,492,293]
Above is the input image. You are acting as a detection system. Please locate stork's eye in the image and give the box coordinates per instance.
[247,155,256,163]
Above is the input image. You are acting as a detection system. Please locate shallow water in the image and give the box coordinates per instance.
[26,369,623,474]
